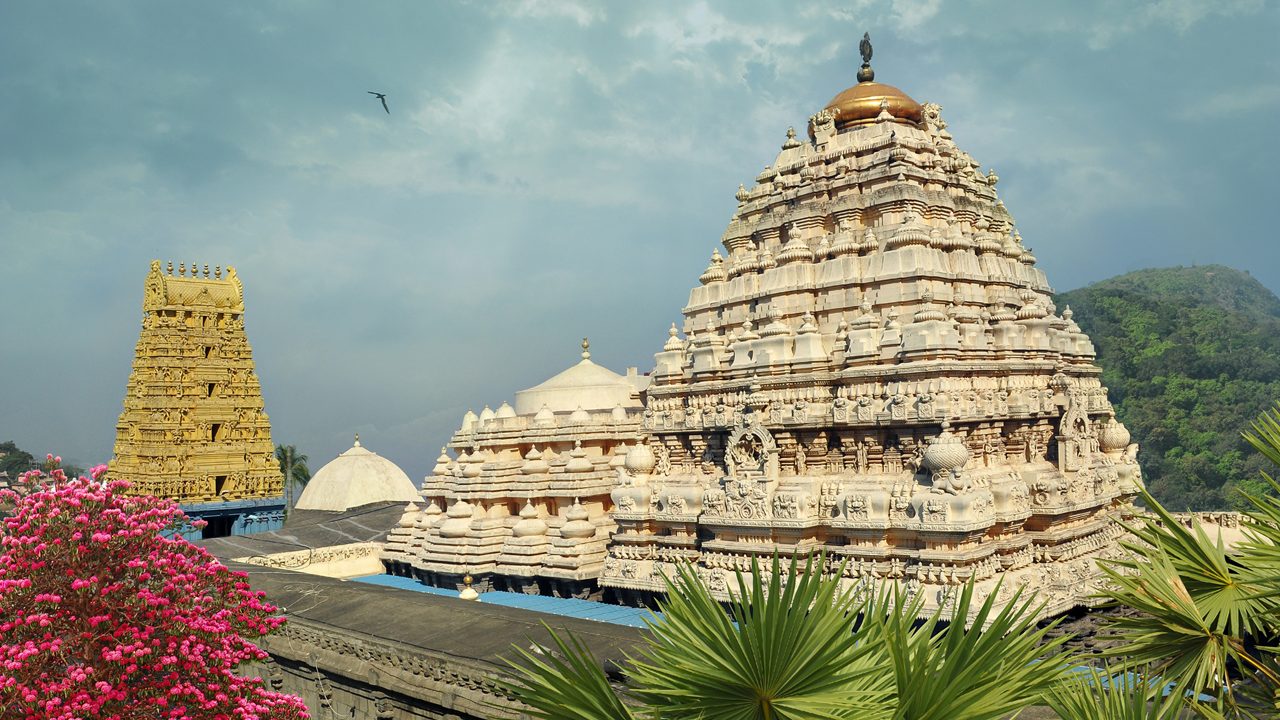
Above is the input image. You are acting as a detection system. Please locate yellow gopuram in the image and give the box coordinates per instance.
[108,260,285,538]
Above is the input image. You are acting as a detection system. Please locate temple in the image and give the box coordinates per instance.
[108,260,286,538]
[383,340,647,597]
[383,36,1142,620]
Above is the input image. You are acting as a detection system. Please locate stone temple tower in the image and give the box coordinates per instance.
[108,260,285,538]
[597,38,1141,619]
[389,36,1142,621]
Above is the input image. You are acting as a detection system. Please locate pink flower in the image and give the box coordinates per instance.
[0,462,308,718]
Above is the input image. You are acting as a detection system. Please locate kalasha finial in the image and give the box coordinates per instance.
[354,433,361,447]
[857,32,874,83]
[581,337,590,360]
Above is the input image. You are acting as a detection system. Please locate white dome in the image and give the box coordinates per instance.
[514,358,640,415]
[294,437,421,512]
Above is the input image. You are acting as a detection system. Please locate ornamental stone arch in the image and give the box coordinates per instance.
[725,423,780,481]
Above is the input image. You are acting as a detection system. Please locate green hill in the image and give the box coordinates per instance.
[1056,265,1280,510]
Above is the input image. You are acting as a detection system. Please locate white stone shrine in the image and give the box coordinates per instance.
[384,37,1141,619]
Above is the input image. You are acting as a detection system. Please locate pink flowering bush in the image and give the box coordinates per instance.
[0,459,308,719]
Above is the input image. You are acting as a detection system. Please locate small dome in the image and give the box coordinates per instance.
[522,445,550,475]
[512,500,548,538]
[514,345,641,415]
[439,499,474,538]
[1099,417,1132,453]
[625,440,656,475]
[566,441,593,473]
[699,249,727,284]
[431,447,452,477]
[460,410,478,431]
[922,424,971,474]
[777,236,815,265]
[569,406,591,424]
[495,402,517,419]
[396,502,419,528]
[610,404,629,422]
[664,323,684,352]
[561,499,595,539]
[294,437,421,512]
[478,406,496,424]
[534,404,556,426]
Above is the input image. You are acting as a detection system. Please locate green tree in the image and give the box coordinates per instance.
[502,555,1068,720]
[275,444,310,511]
[0,441,37,478]
[1056,265,1280,510]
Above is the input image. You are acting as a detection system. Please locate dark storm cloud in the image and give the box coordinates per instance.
[1,0,1276,478]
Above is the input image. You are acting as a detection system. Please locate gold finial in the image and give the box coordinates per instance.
[202,263,209,278]
[581,337,590,360]
[857,32,875,83]
[166,261,173,274]
[459,572,479,601]
[214,265,222,279]
[178,262,185,275]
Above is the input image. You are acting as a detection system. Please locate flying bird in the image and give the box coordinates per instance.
[367,91,389,114]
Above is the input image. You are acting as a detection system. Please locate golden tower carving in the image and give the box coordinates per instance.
[108,261,284,517]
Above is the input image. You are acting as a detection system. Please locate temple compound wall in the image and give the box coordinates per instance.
[108,260,285,538]
[383,40,1143,622]
[231,565,641,720]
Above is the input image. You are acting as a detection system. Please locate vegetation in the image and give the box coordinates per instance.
[1057,265,1280,510]
[503,556,1067,720]
[0,440,84,481]
[0,460,307,718]
[275,444,311,510]
[505,404,1280,719]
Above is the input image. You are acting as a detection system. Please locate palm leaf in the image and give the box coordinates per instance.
[1098,490,1280,709]
[500,622,639,720]
[1043,664,1189,720]
[626,554,895,720]
[871,580,1071,720]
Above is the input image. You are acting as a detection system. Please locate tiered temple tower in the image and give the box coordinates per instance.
[108,260,285,538]
[388,36,1142,620]
[598,37,1141,618]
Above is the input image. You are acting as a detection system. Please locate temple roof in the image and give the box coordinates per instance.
[295,437,420,512]
[822,80,922,129]
[513,341,645,415]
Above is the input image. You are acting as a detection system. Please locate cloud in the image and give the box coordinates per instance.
[0,0,1275,477]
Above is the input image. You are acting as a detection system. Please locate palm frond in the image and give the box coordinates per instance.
[1043,664,1189,720]
[1243,405,1280,469]
[499,622,638,720]
[626,554,895,720]
[1098,491,1277,709]
[872,580,1071,720]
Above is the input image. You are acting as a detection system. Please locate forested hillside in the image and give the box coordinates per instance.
[1057,265,1280,510]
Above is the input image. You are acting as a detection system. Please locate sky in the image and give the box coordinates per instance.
[2,0,1277,480]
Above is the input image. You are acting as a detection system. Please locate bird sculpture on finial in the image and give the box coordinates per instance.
[857,32,875,83]
[581,337,590,360]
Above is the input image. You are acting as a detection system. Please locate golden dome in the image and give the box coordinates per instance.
[812,33,922,133]
[823,81,923,129]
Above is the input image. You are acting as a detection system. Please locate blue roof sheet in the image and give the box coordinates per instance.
[351,574,661,628]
